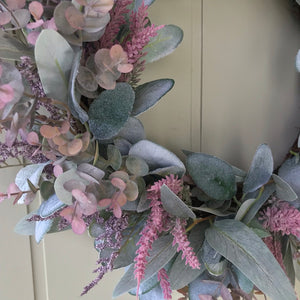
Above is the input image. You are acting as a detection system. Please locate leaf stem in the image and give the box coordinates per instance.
[185,216,214,233]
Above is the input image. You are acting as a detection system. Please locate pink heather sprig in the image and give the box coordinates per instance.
[263,235,286,272]
[260,200,300,238]
[125,3,164,65]
[99,0,133,49]
[134,175,182,298]
[157,268,172,300]
[171,218,201,269]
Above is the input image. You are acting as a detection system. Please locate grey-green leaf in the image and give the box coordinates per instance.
[235,198,257,221]
[113,235,176,297]
[126,156,149,176]
[186,153,236,201]
[143,25,183,64]
[68,48,89,123]
[88,83,135,140]
[116,117,146,144]
[35,29,75,102]
[0,31,34,61]
[273,174,298,202]
[241,183,275,224]
[38,194,65,218]
[132,79,174,116]
[160,184,196,219]
[206,219,296,300]
[243,144,273,194]
[129,140,185,176]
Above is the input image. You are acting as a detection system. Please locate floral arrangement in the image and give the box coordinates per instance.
[0,0,300,299]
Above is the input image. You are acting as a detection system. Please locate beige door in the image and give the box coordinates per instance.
[1,1,299,299]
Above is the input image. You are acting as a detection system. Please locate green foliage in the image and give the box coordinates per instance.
[35,29,75,102]
[88,83,135,140]
[186,153,236,201]
[243,144,273,194]
[272,174,298,202]
[160,184,196,219]
[68,49,89,123]
[132,79,174,116]
[143,25,183,64]
[129,140,186,176]
[126,156,149,176]
[0,31,33,61]
[206,219,296,300]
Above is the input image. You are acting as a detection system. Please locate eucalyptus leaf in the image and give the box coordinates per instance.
[139,285,163,300]
[40,181,55,200]
[206,219,296,300]
[134,0,156,11]
[189,278,232,300]
[14,210,37,235]
[235,198,257,221]
[113,235,176,297]
[126,156,149,177]
[143,25,183,64]
[231,265,254,294]
[88,83,135,140]
[272,174,297,202]
[132,79,174,116]
[243,144,273,194]
[15,162,49,204]
[129,273,159,296]
[278,157,300,199]
[191,205,232,217]
[160,184,196,219]
[35,219,53,243]
[38,194,65,218]
[35,29,75,102]
[107,144,122,170]
[129,140,185,175]
[186,153,236,201]
[68,48,89,123]
[241,183,275,224]
[54,169,88,205]
[283,240,296,286]
[116,117,146,144]
[0,31,34,61]
[54,1,77,35]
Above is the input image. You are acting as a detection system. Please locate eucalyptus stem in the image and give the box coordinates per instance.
[93,141,99,166]
[185,216,214,233]
[0,162,32,169]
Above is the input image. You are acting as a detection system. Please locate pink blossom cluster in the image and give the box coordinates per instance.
[260,200,300,238]
[157,268,172,300]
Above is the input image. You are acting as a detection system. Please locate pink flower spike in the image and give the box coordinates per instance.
[171,218,201,269]
[29,1,43,20]
[157,268,172,300]
[27,131,39,145]
[27,19,44,29]
[27,31,40,45]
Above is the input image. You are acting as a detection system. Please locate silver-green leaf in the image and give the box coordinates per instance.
[206,219,296,300]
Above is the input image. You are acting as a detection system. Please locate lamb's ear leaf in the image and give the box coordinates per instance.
[205,219,296,300]
[143,25,183,64]
[35,29,74,103]
[132,79,174,116]
[243,144,273,194]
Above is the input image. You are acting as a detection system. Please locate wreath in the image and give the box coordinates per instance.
[0,0,299,299]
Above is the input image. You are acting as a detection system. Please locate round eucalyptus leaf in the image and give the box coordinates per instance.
[187,153,236,201]
[126,156,149,176]
[88,83,135,140]
[54,1,77,35]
